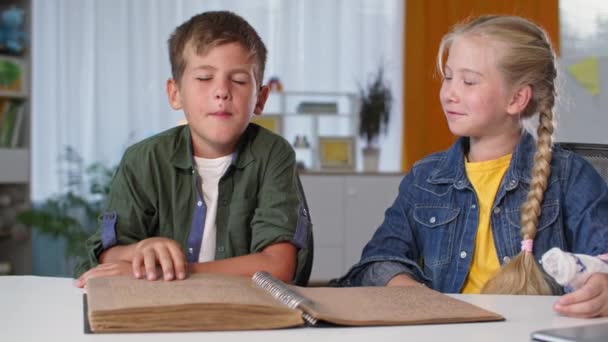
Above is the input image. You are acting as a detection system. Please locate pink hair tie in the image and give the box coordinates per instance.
[521,239,533,253]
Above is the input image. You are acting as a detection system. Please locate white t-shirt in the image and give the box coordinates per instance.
[193,154,232,262]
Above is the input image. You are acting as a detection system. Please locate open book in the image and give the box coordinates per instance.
[85,271,504,332]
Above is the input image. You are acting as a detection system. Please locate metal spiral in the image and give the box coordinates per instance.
[252,271,318,325]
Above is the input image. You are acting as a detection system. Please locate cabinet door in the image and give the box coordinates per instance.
[344,175,403,268]
[300,175,345,246]
[300,175,345,283]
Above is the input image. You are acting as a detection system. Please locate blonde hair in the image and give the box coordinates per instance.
[437,15,558,295]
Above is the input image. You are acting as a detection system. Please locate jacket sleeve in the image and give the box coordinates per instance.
[334,174,431,287]
[249,139,300,252]
[74,148,157,277]
[562,154,608,256]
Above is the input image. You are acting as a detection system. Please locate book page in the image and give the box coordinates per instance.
[86,274,305,332]
[296,285,504,326]
[87,273,290,312]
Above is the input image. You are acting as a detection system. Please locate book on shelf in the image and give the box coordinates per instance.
[0,55,27,97]
[0,98,24,147]
[296,101,338,114]
[85,271,504,333]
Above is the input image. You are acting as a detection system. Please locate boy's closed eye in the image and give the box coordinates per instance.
[230,72,250,85]
[231,78,247,85]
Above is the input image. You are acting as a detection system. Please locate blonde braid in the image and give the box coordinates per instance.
[482,101,556,295]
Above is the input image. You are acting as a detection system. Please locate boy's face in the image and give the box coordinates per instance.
[167,42,269,158]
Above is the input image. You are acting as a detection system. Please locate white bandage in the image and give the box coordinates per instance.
[541,247,608,290]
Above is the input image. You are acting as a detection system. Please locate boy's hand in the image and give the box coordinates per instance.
[133,237,187,281]
[554,273,608,318]
[74,261,132,288]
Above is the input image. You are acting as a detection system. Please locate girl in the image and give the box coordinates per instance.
[337,15,608,318]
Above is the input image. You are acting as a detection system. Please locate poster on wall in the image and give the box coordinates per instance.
[555,56,606,144]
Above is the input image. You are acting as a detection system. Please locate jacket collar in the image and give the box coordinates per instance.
[427,132,537,187]
[170,124,256,171]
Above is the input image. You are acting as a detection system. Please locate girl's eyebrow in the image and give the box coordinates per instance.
[458,67,483,77]
[445,64,484,77]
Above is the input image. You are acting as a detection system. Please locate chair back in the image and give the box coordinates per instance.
[292,171,314,286]
[558,143,608,183]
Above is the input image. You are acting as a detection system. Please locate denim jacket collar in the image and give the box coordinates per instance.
[427,132,537,188]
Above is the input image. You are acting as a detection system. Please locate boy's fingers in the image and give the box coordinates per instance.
[168,246,186,279]
[155,247,175,280]
[75,266,112,288]
[143,250,158,280]
[132,253,145,278]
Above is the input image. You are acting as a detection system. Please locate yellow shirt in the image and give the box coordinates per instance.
[461,153,512,294]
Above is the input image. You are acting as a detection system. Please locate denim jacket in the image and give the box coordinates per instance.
[337,133,608,293]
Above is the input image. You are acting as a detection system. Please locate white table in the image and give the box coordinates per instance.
[2,276,608,341]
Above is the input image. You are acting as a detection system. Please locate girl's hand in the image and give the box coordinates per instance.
[554,273,608,318]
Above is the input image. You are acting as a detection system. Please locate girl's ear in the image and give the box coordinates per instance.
[506,84,532,116]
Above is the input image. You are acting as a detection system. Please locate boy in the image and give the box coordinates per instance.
[75,11,311,287]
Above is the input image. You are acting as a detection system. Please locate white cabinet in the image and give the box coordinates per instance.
[300,173,403,283]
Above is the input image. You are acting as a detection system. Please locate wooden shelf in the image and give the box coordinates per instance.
[0,148,29,183]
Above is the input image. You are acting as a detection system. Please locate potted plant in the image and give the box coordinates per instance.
[358,67,392,172]
[16,147,115,275]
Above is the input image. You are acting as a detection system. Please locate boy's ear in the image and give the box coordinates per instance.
[506,84,532,116]
[166,78,183,110]
[253,85,270,115]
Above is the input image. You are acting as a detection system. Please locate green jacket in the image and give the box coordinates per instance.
[75,123,312,284]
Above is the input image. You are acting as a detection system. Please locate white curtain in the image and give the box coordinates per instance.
[32,0,404,201]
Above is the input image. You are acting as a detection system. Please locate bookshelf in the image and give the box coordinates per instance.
[0,0,31,275]
[256,91,360,171]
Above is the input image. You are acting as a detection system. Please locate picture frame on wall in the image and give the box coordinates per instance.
[0,56,27,98]
[318,136,356,171]
[251,115,283,135]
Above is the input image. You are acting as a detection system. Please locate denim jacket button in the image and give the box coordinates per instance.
[493,207,501,214]
[502,256,511,263]
[471,204,477,209]
[460,251,467,259]
[197,200,203,207]
[188,247,193,254]
[429,217,436,224]
[509,179,516,186]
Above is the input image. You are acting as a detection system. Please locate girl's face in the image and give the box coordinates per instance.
[439,35,520,140]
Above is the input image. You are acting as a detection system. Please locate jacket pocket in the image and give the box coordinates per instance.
[505,200,562,252]
[506,200,560,232]
[413,206,460,266]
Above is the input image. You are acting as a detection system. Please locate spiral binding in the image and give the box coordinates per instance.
[252,271,318,325]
